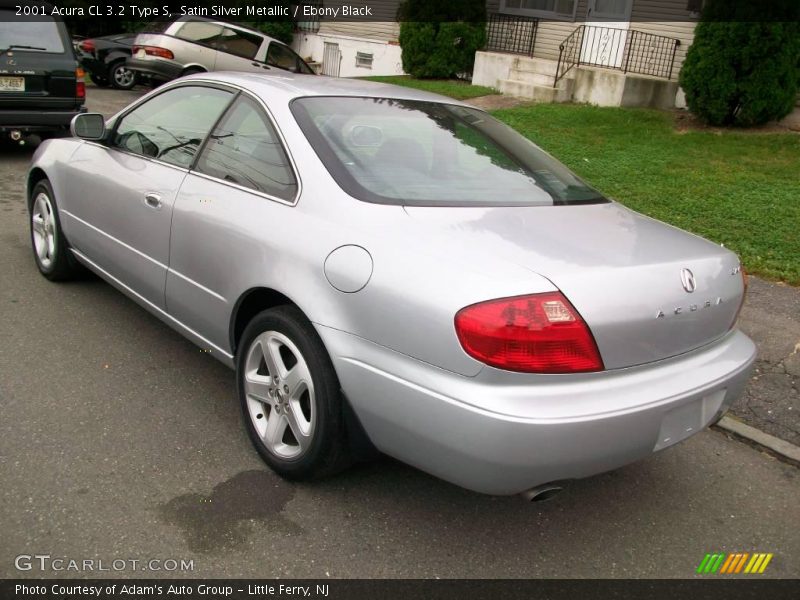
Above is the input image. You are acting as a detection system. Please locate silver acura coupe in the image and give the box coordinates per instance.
[27,72,756,498]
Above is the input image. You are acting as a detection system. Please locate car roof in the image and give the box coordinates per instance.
[187,71,477,108]
[172,15,277,40]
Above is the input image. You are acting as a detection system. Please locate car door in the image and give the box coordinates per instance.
[166,93,299,350]
[212,26,265,74]
[163,19,220,71]
[61,84,234,308]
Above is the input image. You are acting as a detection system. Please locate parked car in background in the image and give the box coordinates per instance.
[0,4,86,142]
[126,16,314,82]
[77,33,139,90]
[27,73,756,498]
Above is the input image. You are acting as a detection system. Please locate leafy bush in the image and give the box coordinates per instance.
[679,0,800,126]
[397,0,486,79]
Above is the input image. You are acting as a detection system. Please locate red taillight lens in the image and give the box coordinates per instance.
[731,265,748,330]
[133,45,174,60]
[79,39,95,54]
[76,67,85,99]
[454,292,604,374]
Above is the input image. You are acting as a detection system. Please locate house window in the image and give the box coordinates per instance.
[355,52,373,69]
[502,0,576,18]
[686,0,706,15]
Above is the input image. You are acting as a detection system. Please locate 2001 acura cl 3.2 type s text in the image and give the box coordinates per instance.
[27,73,756,497]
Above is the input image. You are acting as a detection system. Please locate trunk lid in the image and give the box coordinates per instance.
[404,202,745,370]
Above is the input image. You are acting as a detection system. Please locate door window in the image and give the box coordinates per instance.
[112,86,233,168]
[175,20,223,46]
[266,43,315,74]
[195,96,298,201]
[215,27,262,60]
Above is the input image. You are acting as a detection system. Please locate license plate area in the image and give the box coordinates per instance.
[0,76,25,92]
[653,390,726,451]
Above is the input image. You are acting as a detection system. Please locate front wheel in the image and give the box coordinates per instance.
[29,180,82,281]
[237,306,350,480]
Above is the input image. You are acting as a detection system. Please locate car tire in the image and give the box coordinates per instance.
[89,74,109,87]
[237,305,351,480]
[29,180,82,281]
[109,61,138,90]
[181,67,205,78]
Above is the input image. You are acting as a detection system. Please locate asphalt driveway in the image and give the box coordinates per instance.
[0,86,798,579]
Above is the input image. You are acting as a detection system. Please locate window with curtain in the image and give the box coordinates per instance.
[502,0,576,17]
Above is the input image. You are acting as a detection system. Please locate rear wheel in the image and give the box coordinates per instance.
[181,67,204,78]
[237,306,350,480]
[109,60,137,90]
[29,180,82,281]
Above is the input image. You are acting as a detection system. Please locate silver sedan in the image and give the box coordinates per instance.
[27,72,756,497]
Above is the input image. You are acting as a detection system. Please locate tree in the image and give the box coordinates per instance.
[397,0,486,79]
[679,0,800,126]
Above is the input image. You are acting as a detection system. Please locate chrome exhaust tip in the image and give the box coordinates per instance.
[520,482,567,502]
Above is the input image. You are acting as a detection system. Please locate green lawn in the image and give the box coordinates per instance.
[361,76,495,100]
[492,104,800,285]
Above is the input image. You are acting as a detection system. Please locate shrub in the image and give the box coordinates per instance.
[397,0,486,79]
[679,0,800,126]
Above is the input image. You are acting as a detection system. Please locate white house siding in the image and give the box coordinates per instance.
[291,1,403,77]
[629,1,698,75]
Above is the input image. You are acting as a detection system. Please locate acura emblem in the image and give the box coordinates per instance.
[680,268,696,293]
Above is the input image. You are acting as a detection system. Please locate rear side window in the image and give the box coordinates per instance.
[195,96,297,201]
[175,20,223,46]
[215,27,262,60]
[0,12,65,53]
[112,85,233,168]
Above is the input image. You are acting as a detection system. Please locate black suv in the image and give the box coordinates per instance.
[0,6,86,141]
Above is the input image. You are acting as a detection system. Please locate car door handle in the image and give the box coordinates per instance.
[144,193,162,209]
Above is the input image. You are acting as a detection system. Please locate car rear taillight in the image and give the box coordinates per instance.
[455,292,604,374]
[731,266,748,330]
[76,67,85,99]
[79,39,95,54]
[133,45,174,60]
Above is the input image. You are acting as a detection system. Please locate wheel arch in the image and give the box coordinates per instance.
[180,64,207,76]
[27,168,49,208]
[230,287,301,356]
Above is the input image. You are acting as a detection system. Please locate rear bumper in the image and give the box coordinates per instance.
[0,107,85,132]
[316,326,757,495]
[126,57,182,81]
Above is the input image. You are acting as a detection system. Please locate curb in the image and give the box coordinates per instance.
[716,416,800,463]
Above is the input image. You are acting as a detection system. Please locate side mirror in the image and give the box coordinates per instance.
[70,113,106,141]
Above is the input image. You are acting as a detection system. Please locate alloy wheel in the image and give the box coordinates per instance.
[31,192,56,269]
[243,331,315,459]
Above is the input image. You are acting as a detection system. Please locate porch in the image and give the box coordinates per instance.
[472,12,684,108]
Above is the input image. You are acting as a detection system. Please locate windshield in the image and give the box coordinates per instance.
[0,12,65,53]
[290,96,605,207]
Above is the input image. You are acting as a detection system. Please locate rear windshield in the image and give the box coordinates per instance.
[290,96,606,207]
[0,12,65,53]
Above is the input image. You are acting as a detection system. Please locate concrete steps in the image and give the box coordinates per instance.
[495,56,574,103]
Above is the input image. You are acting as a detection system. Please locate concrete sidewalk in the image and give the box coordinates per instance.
[734,277,800,445]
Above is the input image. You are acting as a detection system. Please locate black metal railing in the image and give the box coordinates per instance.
[555,26,681,87]
[484,12,539,57]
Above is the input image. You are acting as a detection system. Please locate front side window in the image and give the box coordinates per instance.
[175,20,223,45]
[112,86,233,167]
[195,96,297,201]
[291,96,605,207]
[215,27,262,60]
[266,43,314,74]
